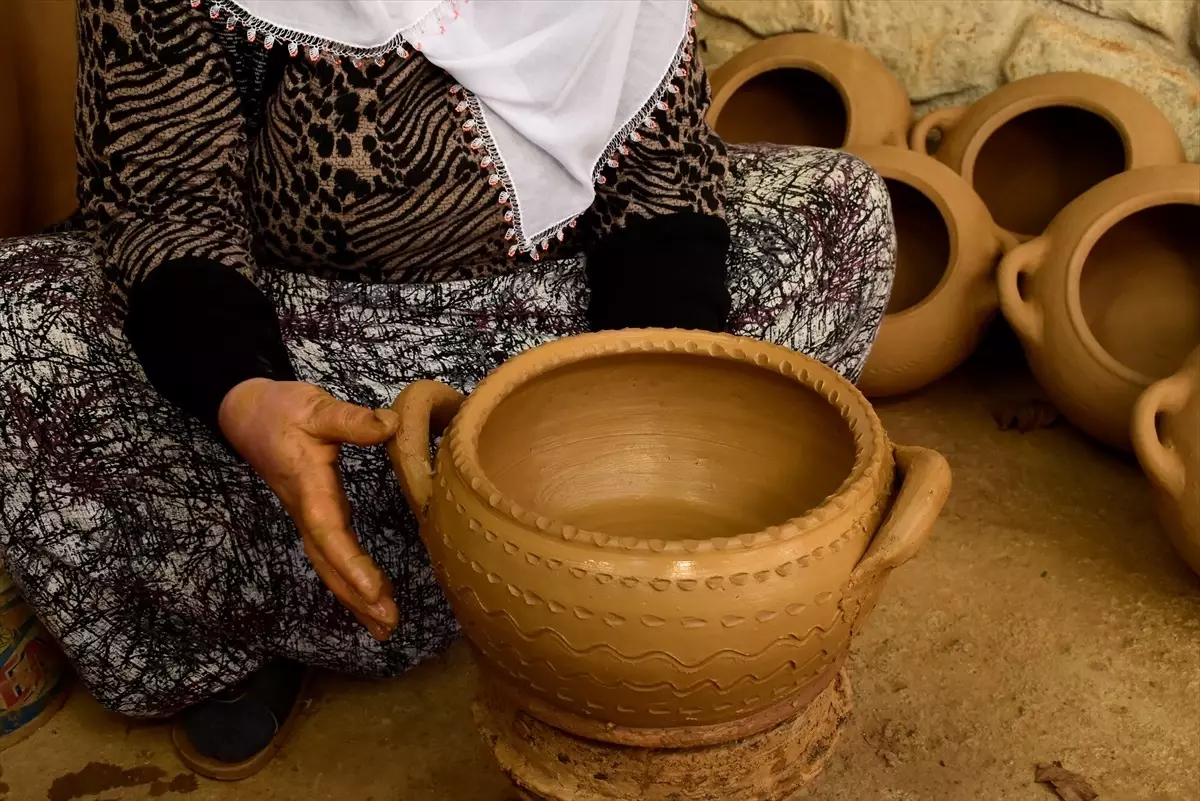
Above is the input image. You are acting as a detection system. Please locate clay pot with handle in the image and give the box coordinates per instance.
[997,164,1200,450]
[1132,347,1200,576]
[707,33,910,149]
[389,330,951,750]
[849,146,1018,398]
[910,73,1185,243]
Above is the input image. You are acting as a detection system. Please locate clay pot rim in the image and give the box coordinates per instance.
[956,72,1139,180]
[956,74,1145,241]
[1060,173,1200,388]
[443,329,890,555]
[707,32,857,148]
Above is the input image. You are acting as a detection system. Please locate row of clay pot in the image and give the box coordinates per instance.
[705,34,1199,575]
[706,33,1189,400]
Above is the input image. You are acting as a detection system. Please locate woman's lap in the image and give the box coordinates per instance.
[0,146,893,716]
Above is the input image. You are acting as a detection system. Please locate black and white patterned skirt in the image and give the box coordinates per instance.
[0,145,894,717]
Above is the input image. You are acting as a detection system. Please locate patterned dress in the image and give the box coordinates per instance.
[0,0,895,717]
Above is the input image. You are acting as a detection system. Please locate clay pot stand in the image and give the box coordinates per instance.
[474,669,854,801]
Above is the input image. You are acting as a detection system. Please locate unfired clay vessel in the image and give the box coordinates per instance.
[997,164,1200,450]
[1132,347,1200,577]
[850,146,1018,398]
[910,73,1185,243]
[390,330,951,759]
[707,33,910,149]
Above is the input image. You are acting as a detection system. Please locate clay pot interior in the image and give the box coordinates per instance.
[713,67,847,147]
[973,106,1126,237]
[884,178,952,313]
[475,353,856,541]
[1078,203,1200,381]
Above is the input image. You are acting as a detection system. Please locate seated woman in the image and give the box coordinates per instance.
[0,0,894,780]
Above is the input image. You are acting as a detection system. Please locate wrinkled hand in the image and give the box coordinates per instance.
[219,378,401,640]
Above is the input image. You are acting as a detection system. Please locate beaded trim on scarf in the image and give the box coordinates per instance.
[194,0,463,60]
[192,0,697,261]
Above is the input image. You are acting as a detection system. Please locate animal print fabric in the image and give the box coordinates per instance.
[0,145,894,717]
[76,0,727,298]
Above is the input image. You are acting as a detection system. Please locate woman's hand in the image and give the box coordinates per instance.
[219,378,401,641]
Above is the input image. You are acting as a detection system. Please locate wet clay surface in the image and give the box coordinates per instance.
[973,107,1126,237]
[3,357,1198,800]
[713,68,847,148]
[1080,203,1200,380]
[478,353,855,540]
[884,178,952,314]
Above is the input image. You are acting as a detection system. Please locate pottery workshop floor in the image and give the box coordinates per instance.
[3,350,1198,801]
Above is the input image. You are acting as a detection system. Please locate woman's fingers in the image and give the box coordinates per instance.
[304,394,400,447]
[305,541,397,640]
[292,465,390,606]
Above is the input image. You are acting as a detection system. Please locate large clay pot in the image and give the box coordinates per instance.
[1132,347,1200,576]
[850,146,1018,397]
[997,164,1200,450]
[707,33,910,149]
[910,73,1185,243]
[389,330,951,749]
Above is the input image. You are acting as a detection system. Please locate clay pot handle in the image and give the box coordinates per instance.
[993,226,1021,255]
[909,106,966,155]
[848,445,952,591]
[1131,375,1190,499]
[996,238,1048,344]
[387,380,465,519]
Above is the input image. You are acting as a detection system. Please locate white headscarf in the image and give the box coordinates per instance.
[204,0,695,257]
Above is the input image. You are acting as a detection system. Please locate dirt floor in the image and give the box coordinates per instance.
[2,335,1198,801]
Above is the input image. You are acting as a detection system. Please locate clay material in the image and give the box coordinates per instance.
[474,669,853,801]
[910,72,1185,242]
[1133,347,1200,576]
[851,145,1017,398]
[997,164,1200,451]
[707,33,910,148]
[389,330,951,748]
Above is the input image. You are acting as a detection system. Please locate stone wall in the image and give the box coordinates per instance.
[696,0,1200,159]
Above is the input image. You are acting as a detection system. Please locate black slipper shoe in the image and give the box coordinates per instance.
[172,660,309,781]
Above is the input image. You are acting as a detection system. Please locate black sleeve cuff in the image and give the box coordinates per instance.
[584,212,732,333]
[124,257,296,433]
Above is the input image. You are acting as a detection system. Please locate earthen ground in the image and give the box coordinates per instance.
[2,333,1198,801]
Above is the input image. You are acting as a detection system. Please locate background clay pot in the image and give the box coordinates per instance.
[910,73,1185,243]
[1132,347,1200,576]
[850,146,1017,398]
[389,331,951,748]
[997,164,1200,450]
[707,33,910,149]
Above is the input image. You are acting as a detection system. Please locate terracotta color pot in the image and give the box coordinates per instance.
[850,146,1018,398]
[707,33,910,149]
[1132,347,1200,576]
[910,73,1185,243]
[997,164,1200,450]
[390,330,951,748]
